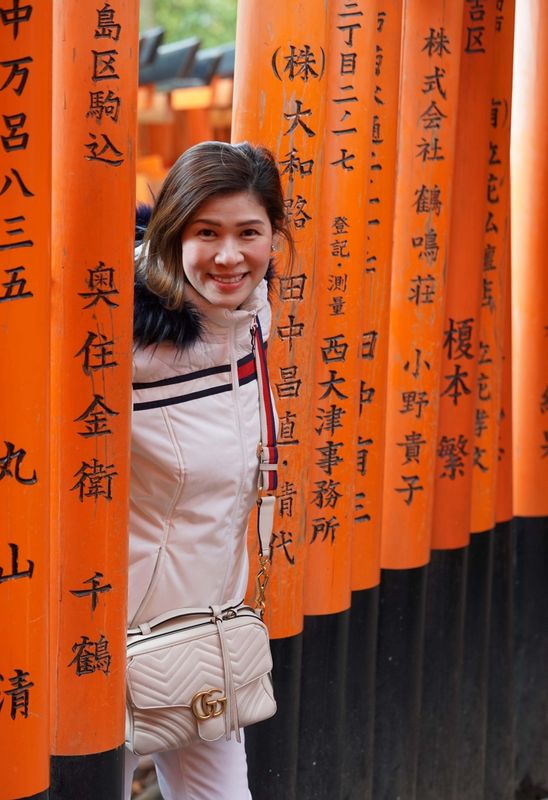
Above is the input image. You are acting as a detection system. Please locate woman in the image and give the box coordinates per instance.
[125,141,293,800]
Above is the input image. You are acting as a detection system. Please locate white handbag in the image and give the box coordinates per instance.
[125,318,278,756]
[126,602,276,755]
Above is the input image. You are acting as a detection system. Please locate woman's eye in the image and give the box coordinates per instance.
[242,229,259,237]
[198,228,216,238]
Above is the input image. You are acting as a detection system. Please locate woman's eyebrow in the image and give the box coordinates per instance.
[191,218,266,227]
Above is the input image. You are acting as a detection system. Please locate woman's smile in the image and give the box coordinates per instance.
[209,272,249,285]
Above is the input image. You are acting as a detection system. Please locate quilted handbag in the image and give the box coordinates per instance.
[126,602,276,755]
[125,319,279,755]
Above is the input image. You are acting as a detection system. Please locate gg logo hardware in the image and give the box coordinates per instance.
[191,688,227,721]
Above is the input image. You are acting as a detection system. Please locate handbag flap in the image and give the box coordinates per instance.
[127,614,273,711]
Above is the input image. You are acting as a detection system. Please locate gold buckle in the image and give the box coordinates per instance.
[191,688,227,721]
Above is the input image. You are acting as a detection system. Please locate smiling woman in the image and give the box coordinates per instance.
[126,141,294,800]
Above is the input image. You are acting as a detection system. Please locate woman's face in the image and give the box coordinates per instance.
[181,190,273,310]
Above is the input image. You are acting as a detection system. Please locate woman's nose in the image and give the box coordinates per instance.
[214,239,244,266]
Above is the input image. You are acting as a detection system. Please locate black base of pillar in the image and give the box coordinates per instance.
[485,520,515,800]
[456,530,493,800]
[246,633,303,800]
[341,587,379,800]
[296,608,350,800]
[372,565,428,800]
[417,547,467,800]
[50,746,124,800]
[514,516,548,792]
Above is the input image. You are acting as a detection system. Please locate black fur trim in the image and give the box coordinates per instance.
[133,278,203,351]
[134,204,202,350]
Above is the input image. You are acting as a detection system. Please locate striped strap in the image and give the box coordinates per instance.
[254,318,278,559]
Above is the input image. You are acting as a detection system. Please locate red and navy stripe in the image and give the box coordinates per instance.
[133,352,256,411]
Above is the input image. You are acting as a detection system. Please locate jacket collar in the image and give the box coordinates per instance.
[134,262,271,351]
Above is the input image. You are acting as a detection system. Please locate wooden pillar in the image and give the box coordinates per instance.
[380,1,464,571]
[49,1,137,796]
[374,3,464,798]
[469,1,514,538]
[0,2,53,798]
[510,0,548,791]
[233,0,328,644]
[462,7,516,789]
[418,6,496,800]
[295,6,378,796]
[302,0,375,619]
[343,5,403,799]
[233,6,328,796]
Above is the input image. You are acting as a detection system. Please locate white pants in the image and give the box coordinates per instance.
[124,732,252,800]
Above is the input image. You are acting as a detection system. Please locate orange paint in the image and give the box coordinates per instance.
[470,0,515,534]
[233,0,329,637]
[302,0,376,615]
[431,2,496,550]
[496,242,513,524]
[0,4,52,797]
[510,0,548,516]
[350,0,403,591]
[50,0,137,756]
[380,0,465,569]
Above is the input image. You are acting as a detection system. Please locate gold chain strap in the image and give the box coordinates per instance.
[254,553,271,619]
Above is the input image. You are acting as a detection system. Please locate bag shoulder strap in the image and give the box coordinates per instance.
[252,318,278,615]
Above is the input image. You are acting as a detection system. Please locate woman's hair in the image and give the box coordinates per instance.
[138,141,295,310]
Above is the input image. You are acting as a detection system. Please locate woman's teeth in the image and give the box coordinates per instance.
[212,274,245,284]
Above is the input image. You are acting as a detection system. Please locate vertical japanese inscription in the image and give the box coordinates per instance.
[470,0,512,531]
[0,0,42,742]
[65,3,127,684]
[84,3,124,166]
[270,28,327,567]
[392,18,454,509]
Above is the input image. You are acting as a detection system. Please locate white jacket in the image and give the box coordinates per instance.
[128,278,271,626]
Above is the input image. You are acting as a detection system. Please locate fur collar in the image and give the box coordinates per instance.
[133,276,205,351]
[133,204,274,351]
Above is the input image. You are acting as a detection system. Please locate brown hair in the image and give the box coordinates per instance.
[138,141,294,310]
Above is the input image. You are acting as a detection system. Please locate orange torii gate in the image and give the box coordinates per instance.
[1,1,547,799]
